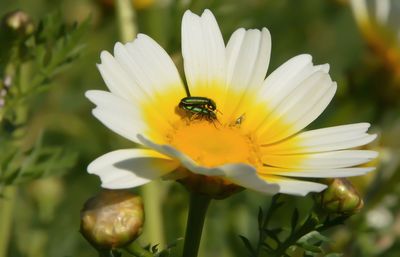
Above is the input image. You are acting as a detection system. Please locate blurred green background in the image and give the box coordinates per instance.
[1,0,400,256]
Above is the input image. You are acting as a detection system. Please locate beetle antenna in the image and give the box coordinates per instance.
[184,83,191,97]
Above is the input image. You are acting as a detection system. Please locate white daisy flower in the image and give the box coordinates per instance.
[351,0,399,36]
[86,9,377,196]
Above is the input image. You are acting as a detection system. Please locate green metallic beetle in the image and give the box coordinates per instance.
[178,96,217,121]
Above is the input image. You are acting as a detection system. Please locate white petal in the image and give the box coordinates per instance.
[182,9,226,95]
[137,134,279,194]
[261,166,375,178]
[114,34,185,100]
[98,51,147,102]
[257,72,336,143]
[241,55,331,138]
[86,90,167,144]
[263,150,378,169]
[274,82,336,140]
[264,177,327,196]
[97,34,185,131]
[262,54,313,98]
[260,54,329,107]
[86,90,147,143]
[264,123,377,154]
[225,27,271,92]
[88,149,179,189]
[99,34,184,101]
[224,27,271,119]
[375,0,390,25]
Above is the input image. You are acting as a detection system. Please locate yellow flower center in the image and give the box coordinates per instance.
[166,120,262,169]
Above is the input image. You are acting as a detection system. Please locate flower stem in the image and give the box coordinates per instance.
[182,192,211,257]
[115,0,137,43]
[141,182,166,247]
[125,241,153,257]
[0,186,17,257]
[98,249,120,257]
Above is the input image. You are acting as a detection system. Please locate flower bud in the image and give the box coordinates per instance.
[2,10,35,37]
[178,173,243,199]
[80,189,144,250]
[314,178,364,215]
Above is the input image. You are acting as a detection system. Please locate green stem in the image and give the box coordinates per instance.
[98,250,111,257]
[0,186,17,257]
[141,182,166,248]
[182,192,211,257]
[115,0,137,43]
[125,241,153,257]
[98,249,120,257]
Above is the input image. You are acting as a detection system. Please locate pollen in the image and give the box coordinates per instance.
[166,120,263,169]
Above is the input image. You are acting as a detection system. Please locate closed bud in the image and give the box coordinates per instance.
[315,178,364,215]
[80,189,144,250]
[2,10,35,37]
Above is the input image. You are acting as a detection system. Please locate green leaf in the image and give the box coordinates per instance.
[165,237,183,249]
[258,207,264,229]
[239,235,256,257]
[298,231,331,244]
[270,194,284,212]
[153,238,183,257]
[303,251,319,257]
[324,253,343,257]
[263,229,281,244]
[31,12,89,90]
[291,208,299,231]
[261,242,273,251]
[151,244,159,253]
[297,242,322,253]
[1,133,77,185]
[156,250,169,257]
[296,230,331,254]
